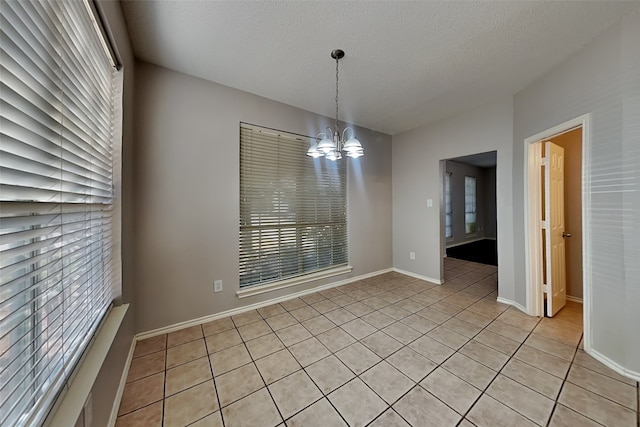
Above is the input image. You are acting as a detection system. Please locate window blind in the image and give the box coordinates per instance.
[239,124,348,288]
[445,172,452,239]
[0,1,119,426]
[465,176,477,234]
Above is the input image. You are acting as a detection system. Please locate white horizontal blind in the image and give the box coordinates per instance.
[445,172,452,239]
[239,124,347,288]
[465,176,476,234]
[0,1,118,426]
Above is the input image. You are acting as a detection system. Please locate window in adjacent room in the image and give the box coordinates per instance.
[239,123,348,288]
[465,176,477,234]
[0,1,121,425]
[445,172,453,240]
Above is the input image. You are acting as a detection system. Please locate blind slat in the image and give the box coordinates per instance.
[0,1,118,425]
[239,124,348,288]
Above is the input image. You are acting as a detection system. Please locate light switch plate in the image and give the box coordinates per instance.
[427,199,433,207]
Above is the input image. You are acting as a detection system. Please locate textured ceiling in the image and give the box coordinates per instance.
[450,151,497,168]
[121,1,638,135]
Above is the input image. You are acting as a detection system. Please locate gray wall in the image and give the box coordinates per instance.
[483,167,497,239]
[132,62,393,333]
[392,98,514,294]
[79,8,640,419]
[86,1,136,426]
[513,11,640,374]
[393,10,640,376]
[444,160,492,246]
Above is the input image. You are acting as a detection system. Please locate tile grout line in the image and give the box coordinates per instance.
[119,261,507,426]
[363,263,501,425]
[250,275,460,425]
[162,334,167,427]
[246,310,348,426]
[226,314,284,424]
[327,264,502,425]
[565,356,639,409]
[118,336,169,424]
[361,260,502,424]
[116,264,474,420]
[129,264,493,424]
[435,299,544,425]
[262,265,602,425]
[232,307,338,425]
[544,336,582,427]
[205,323,226,427]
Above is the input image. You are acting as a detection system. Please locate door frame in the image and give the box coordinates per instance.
[523,114,591,344]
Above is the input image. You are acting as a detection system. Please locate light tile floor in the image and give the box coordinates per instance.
[116,258,639,427]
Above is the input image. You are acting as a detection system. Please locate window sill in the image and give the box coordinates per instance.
[237,266,353,298]
[48,304,129,427]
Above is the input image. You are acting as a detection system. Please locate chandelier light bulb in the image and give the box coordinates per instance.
[307,49,364,161]
[318,135,336,154]
[306,143,323,158]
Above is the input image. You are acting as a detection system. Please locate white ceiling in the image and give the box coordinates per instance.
[120,1,638,135]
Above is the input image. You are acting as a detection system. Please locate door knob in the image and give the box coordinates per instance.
[562,232,572,238]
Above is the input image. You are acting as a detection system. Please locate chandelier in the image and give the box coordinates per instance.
[307,49,364,160]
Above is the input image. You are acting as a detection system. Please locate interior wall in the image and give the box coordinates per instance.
[392,97,514,295]
[483,166,497,239]
[133,62,393,333]
[86,1,136,426]
[444,160,486,246]
[548,128,583,300]
[514,10,640,375]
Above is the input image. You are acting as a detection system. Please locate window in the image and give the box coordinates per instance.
[445,172,453,239]
[0,1,119,426]
[239,124,348,288]
[465,176,477,234]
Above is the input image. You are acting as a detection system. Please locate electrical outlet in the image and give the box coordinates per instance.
[409,252,416,260]
[214,280,223,293]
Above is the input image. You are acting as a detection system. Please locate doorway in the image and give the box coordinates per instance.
[524,115,590,344]
[440,151,498,274]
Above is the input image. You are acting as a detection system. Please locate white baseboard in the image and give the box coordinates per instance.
[587,347,640,383]
[566,295,583,304]
[135,267,393,341]
[392,268,442,285]
[496,297,529,315]
[107,337,136,427]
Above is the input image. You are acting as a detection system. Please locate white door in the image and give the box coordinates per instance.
[545,141,567,317]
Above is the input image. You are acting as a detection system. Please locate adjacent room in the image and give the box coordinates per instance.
[442,152,498,266]
[1,1,639,427]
